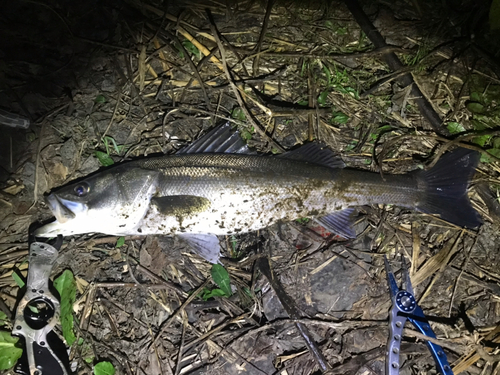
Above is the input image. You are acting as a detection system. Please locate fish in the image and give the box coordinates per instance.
[35,123,482,263]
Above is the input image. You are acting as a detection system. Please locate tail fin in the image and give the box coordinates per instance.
[416,148,482,228]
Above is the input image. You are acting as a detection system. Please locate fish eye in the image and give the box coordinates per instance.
[74,182,90,197]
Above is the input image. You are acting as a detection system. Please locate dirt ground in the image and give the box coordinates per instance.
[1,0,500,374]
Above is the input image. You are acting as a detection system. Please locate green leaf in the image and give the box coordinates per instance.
[446,122,466,134]
[54,270,77,346]
[471,119,487,131]
[230,236,238,253]
[116,237,125,248]
[490,0,500,30]
[345,141,357,151]
[487,148,500,158]
[466,102,485,114]
[201,288,227,301]
[378,125,393,133]
[94,95,106,104]
[94,151,114,167]
[481,148,500,163]
[102,136,124,155]
[297,100,309,106]
[231,108,246,122]
[11,271,25,288]
[94,361,116,375]
[0,311,7,327]
[211,264,232,297]
[472,134,492,147]
[0,331,23,370]
[240,129,253,141]
[243,287,254,298]
[493,137,500,149]
[470,92,482,102]
[332,111,349,124]
[322,65,332,85]
[182,40,201,58]
[317,91,329,106]
[295,218,310,224]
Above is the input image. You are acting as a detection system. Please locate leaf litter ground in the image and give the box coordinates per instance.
[0,0,500,374]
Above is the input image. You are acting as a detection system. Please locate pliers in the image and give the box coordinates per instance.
[384,255,454,375]
[12,226,71,375]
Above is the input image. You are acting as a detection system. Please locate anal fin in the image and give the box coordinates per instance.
[177,233,221,264]
[314,208,356,239]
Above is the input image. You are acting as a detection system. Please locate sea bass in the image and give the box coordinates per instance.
[35,124,482,262]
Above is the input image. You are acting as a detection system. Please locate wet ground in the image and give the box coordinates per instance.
[0,0,500,374]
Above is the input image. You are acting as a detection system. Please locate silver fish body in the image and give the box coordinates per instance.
[35,124,482,261]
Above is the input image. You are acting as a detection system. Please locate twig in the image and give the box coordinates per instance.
[343,0,449,135]
[32,121,47,206]
[0,250,28,263]
[151,279,209,345]
[242,46,410,62]
[122,54,147,115]
[327,344,426,374]
[102,90,123,139]
[404,328,467,354]
[448,234,480,317]
[174,313,188,375]
[182,312,250,351]
[95,282,182,289]
[307,67,315,141]
[129,257,187,296]
[380,131,500,164]
[162,29,213,111]
[79,283,97,332]
[415,230,463,290]
[206,10,285,153]
[146,310,165,374]
[179,47,219,103]
[252,0,276,76]
[256,256,331,372]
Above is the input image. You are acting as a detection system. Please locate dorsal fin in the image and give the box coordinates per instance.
[279,143,345,169]
[177,122,254,154]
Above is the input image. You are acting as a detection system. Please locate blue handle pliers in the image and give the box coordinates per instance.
[384,255,454,375]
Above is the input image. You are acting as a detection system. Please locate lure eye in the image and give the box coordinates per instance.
[74,182,90,197]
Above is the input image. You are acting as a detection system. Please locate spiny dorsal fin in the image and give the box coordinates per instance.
[279,143,345,169]
[177,122,254,155]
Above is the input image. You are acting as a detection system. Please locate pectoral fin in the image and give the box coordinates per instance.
[151,196,211,217]
[314,208,356,239]
[177,233,221,264]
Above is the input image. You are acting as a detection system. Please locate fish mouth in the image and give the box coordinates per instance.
[45,194,77,223]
